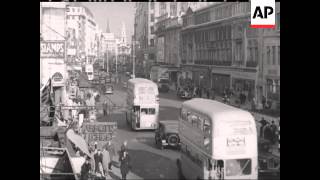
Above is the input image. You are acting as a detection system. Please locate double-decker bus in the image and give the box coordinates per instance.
[178,98,258,180]
[125,78,159,130]
[85,64,94,81]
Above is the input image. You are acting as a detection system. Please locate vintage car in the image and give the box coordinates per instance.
[178,88,194,99]
[155,121,180,150]
[105,85,113,94]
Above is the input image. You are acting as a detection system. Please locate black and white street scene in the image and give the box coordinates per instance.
[40,2,280,180]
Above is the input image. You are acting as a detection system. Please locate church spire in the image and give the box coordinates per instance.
[121,22,127,45]
[106,19,110,33]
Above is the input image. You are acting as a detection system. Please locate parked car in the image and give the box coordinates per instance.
[155,121,180,150]
[158,79,170,93]
[179,88,194,99]
[105,85,113,94]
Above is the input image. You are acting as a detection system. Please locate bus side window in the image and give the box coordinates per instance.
[148,108,155,114]
[198,117,204,130]
[191,115,198,128]
[187,112,192,124]
[203,118,211,135]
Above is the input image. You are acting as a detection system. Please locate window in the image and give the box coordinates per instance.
[148,108,156,114]
[151,14,154,22]
[203,118,211,134]
[72,8,75,12]
[72,16,74,20]
[226,159,252,176]
[150,26,154,34]
[78,8,80,12]
[150,39,154,47]
[272,46,276,65]
[150,2,154,10]
[170,2,177,17]
[267,46,270,65]
[140,108,155,115]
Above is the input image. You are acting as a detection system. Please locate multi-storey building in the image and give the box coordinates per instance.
[134,2,157,76]
[66,3,98,65]
[117,22,131,72]
[261,3,280,108]
[66,3,86,67]
[153,2,215,86]
[40,2,68,106]
[180,2,280,109]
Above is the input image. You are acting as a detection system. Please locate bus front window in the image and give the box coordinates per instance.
[225,159,251,176]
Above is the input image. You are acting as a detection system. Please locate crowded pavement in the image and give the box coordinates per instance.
[41,2,279,180]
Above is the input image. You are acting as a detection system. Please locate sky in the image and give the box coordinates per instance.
[82,2,135,44]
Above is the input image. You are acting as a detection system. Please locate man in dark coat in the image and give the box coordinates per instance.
[259,118,268,138]
[94,149,103,173]
[80,157,92,180]
[120,151,131,180]
[270,120,278,144]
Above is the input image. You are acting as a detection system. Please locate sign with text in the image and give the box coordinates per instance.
[251,0,275,28]
[41,41,65,58]
[82,122,117,143]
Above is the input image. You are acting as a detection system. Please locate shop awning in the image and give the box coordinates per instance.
[66,129,91,158]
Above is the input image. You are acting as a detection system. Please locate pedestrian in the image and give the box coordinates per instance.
[102,147,111,177]
[262,96,266,109]
[251,97,256,111]
[263,123,273,142]
[120,151,131,180]
[80,156,92,180]
[199,87,202,98]
[206,88,210,99]
[120,140,128,157]
[270,120,277,144]
[259,118,268,138]
[106,140,116,170]
[94,149,103,173]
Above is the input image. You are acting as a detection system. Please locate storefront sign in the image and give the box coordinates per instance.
[52,72,64,87]
[82,122,117,143]
[41,41,65,58]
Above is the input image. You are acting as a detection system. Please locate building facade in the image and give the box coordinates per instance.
[40,2,68,106]
[117,22,131,73]
[180,2,280,108]
[261,3,280,108]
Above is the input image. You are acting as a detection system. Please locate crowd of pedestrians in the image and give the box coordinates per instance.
[80,140,131,180]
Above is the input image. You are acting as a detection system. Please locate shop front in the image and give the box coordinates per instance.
[265,77,280,109]
[231,70,257,102]
[211,73,231,95]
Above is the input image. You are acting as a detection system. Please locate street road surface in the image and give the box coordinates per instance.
[97,75,279,180]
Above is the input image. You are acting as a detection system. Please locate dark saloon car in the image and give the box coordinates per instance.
[155,121,180,150]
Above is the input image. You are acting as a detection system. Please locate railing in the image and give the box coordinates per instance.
[246,61,258,67]
[213,60,232,66]
[233,60,245,67]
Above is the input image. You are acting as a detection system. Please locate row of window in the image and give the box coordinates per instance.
[67,7,83,13]
[181,109,211,135]
[195,26,232,43]
[185,3,250,27]
[266,46,280,66]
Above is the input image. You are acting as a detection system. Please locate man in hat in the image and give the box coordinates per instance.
[94,149,103,173]
[80,156,92,180]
